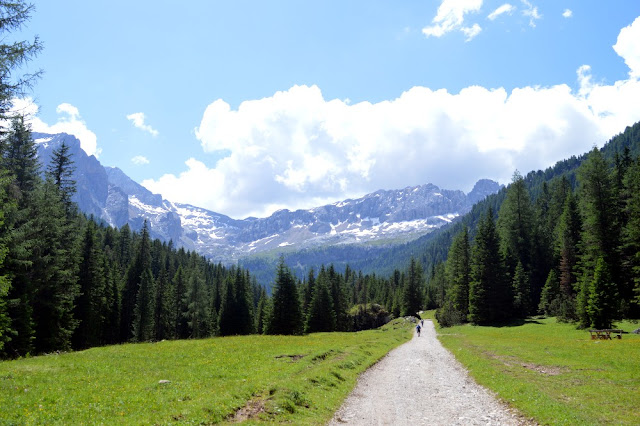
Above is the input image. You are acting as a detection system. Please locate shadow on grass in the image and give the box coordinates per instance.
[483,318,544,328]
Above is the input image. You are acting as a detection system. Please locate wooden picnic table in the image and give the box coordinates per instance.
[588,329,623,340]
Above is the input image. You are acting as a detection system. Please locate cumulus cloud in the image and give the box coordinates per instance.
[10,98,100,157]
[422,0,483,41]
[521,0,541,28]
[613,16,640,79]
[562,9,572,18]
[141,16,640,220]
[488,4,515,21]
[126,112,159,137]
[131,155,150,165]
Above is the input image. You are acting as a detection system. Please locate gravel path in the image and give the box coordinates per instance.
[328,320,525,425]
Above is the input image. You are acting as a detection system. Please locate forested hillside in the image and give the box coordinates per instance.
[425,122,640,328]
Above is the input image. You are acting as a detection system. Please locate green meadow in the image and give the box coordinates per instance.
[0,319,412,425]
[430,314,640,425]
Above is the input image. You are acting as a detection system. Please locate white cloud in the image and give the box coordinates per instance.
[562,9,572,18]
[141,17,640,220]
[422,0,483,40]
[613,16,640,79]
[461,23,482,41]
[10,99,100,157]
[131,155,150,165]
[488,4,515,21]
[126,112,159,137]
[521,0,541,28]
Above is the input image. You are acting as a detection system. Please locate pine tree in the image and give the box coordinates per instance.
[120,221,152,341]
[402,258,423,317]
[587,257,619,329]
[0,173,13,352]
[46,141,76,216]
[578,148,622,320]
[538,269,560,316]
[497,171,534,294]
[132,268,155,342]
[183,266,210,338]
[469,209,511,324]
[622,157,640,311]
[305,272,336,333]
[446,227,471,317]
[266,259,302,335]
[254,287,269,334]
[172,265,189,339]
[512,261,531,317]
[73,220,106,349]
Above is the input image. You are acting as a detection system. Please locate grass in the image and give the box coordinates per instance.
[433,317,640,425]
[0,319,412,425]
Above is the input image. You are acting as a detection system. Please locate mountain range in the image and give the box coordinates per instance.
[34,132,501,267]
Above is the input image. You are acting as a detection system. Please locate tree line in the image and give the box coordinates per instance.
[431,145,640,328]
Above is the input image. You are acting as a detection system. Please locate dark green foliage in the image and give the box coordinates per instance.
[73,221,106,349]
[132,268,155,342]
[539,269,560,316]
[402,258,423,317]
[446,227,470,317]
[183,265,210,338]
[469,209,511,324]
[512,261,532,317]
[587,257,619,329]
[46,141,76,215]
[266,259,302,335]
[305,272,336,333]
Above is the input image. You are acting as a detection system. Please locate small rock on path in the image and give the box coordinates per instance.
[329,320,526,425]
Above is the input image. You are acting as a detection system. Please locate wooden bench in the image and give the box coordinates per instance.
[588,329,623,340]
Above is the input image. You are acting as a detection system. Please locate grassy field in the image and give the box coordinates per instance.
[430,314,640,425]
[0,319,413,425]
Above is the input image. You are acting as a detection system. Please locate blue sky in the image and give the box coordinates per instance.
[17,1,640,218]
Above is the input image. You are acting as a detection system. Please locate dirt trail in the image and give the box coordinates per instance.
[329,320,526,425]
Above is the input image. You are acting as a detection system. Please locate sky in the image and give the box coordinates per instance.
[13,1,640,219]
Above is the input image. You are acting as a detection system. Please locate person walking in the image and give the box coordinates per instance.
[416,323,421,337]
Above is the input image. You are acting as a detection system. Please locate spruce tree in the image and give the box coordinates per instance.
[446,227,471,317]
[172,265,189,338]
[587,257,619,329]
[132,268,155,341]
[266,259,302,335]
[305,273,336,333]
[183,266,210,338]
[402,258,423,317]
[512,261,531,317]
[46,141,76,216]
[538,269,560,316]
[73,220,106,349]
[469,209,511,324]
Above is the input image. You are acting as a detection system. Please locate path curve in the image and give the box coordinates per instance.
[329,320,525,425]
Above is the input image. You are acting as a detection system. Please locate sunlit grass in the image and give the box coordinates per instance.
[0,319,412,424]
[434,317,640,425]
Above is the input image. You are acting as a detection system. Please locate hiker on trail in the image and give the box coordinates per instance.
[421,319,424,327]
[416,324,421,337]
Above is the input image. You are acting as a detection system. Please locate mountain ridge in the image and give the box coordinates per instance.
[33,131,501,268]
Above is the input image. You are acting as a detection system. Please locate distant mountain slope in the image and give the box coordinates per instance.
[33,131,501,276]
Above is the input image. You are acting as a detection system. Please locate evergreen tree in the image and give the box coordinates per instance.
[469,209,511,324]
[46,141,76,216]
[578,148,622,319]
[132,268,155,342]
[0,173,12,352]
[446,227,471,317]
[172,265,189,339]
[266,259,302,335]
[120,221,152,341]
[512,261,531,317]
[305,272,336,333]
[153,266,172,341]
[402,257,423,317]
[539,269,560,316]
[254,286,269,334]
[497,171,534,294]
[73,220,106,349]
[183,266,210,338]
[622,157,640,311]
[587,257,619,329]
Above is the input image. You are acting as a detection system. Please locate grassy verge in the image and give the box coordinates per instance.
[0,319,412,425]
[434,317,640,425]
